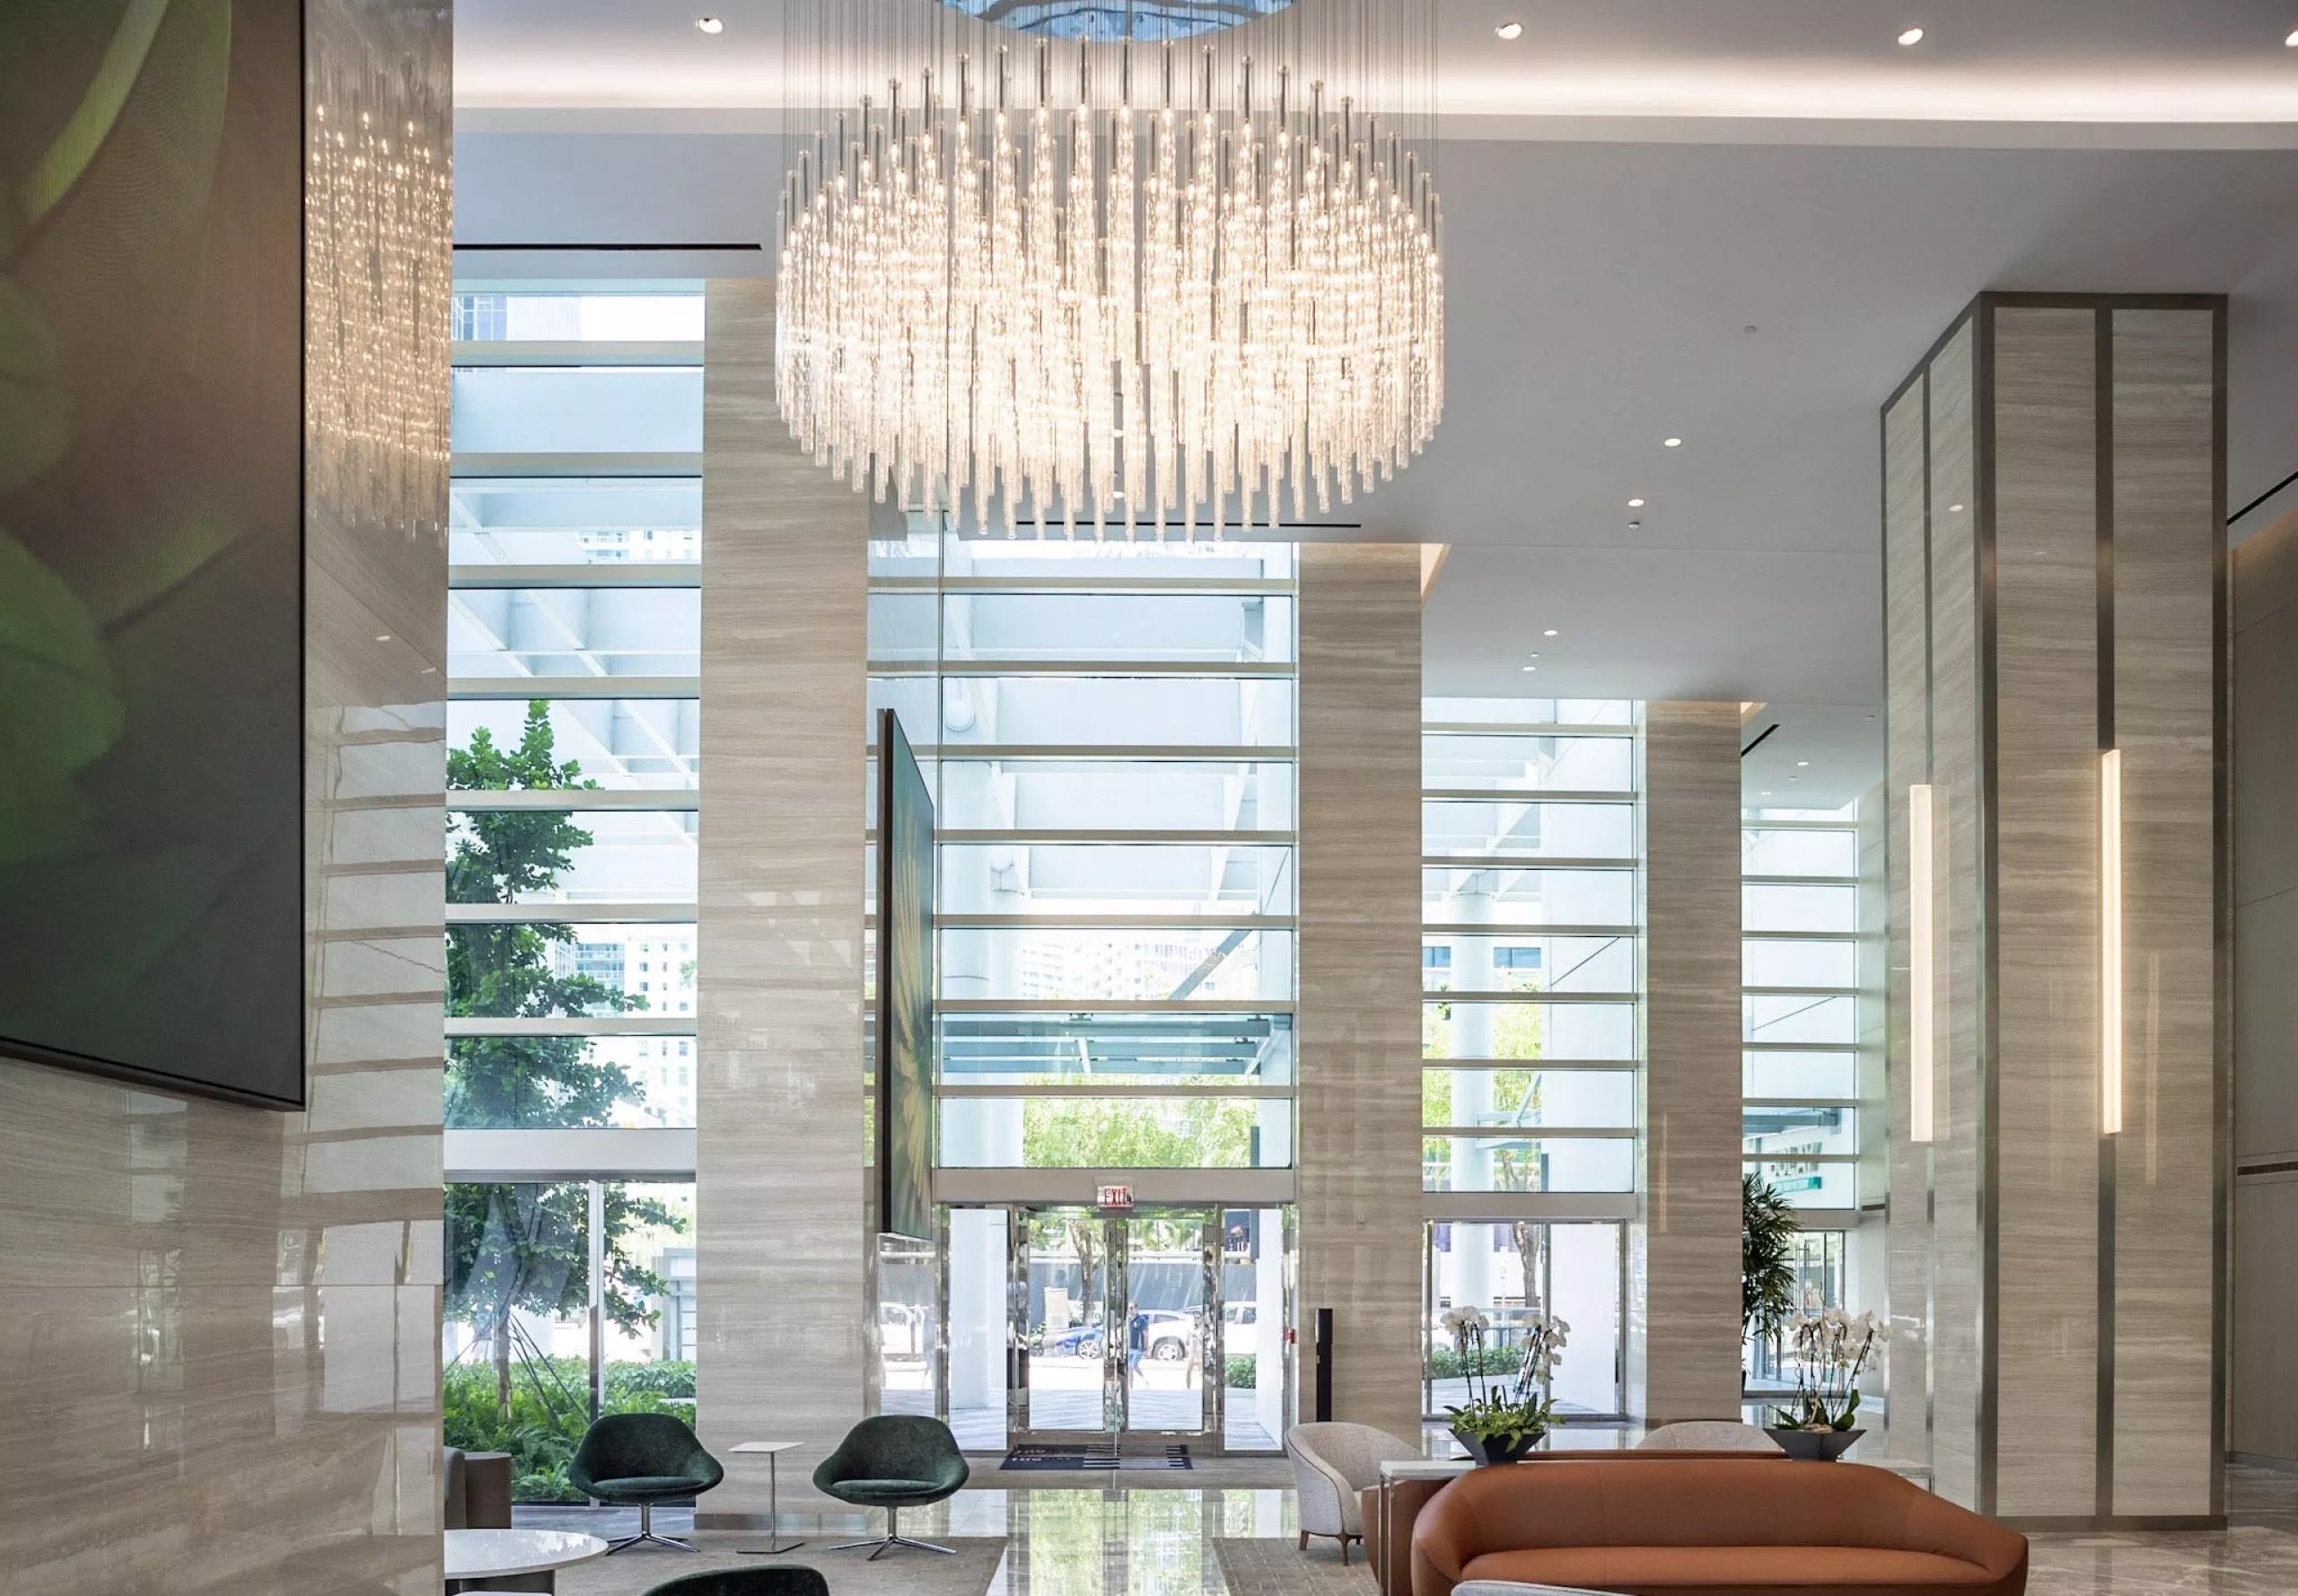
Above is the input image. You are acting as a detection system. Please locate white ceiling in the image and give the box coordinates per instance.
[452,0,2298,789]
[457,0,2298,126]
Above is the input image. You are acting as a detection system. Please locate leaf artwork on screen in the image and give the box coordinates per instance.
[880,708,939,1241]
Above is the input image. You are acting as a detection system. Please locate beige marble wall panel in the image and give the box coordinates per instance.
[1926,325,1986,1513]
[1296,544,1425,1441]
[1640,703,1744,1426]
[2232,1173,2298,1460]
[695,278,873,1515]
[1989,306,2102,1520]
[0,0,452,1585]
[1881,376,1931,1471]
[2106,308,2220,1517]
[2233,513,2298,1176]
[2229,396,2298,1463]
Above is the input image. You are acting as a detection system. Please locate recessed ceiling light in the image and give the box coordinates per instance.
[1627,496,1645,507]
[1527,652,1541,660]
[1662,436,1682,448]
[1898,26,1925,47]
[2285,27,2298,47]
[1947,502,1966,513]
[1543,628,1559,636]
[1797,760,1811,767]
[696,14,724,32]
[1627,519,1642,529]
[375,633,391,643]
[1760,790,1773,797]
[1495,21,1524,40]
[1522,664,1539,672]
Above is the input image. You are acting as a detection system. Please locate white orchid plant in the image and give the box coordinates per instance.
[1440,1305,1570,1446]
[1771,1307,1880,1432]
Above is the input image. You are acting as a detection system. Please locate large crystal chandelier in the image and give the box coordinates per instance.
[774,0,1443,539]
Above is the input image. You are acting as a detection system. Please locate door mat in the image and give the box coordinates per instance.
[1000,1443,1193,1471]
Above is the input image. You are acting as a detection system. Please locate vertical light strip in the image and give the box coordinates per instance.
[1908,783,1936,1144]
[2100,748,2123,1136]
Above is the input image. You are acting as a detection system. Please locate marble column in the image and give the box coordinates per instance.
[1635,703,1747,1428]
[2232,506,2298,1465]
[0,0,452,1588]
[1296,544,1425,1440]
[1882,295,2224,1527]
[694,278,873,1520]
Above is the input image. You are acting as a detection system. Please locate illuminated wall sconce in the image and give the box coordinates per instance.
[1908,784,1935,1144]
[2100,749,2123,1136]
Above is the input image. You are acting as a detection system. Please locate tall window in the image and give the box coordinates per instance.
[1420,699,1641,1422]
[908,536,1302,1173]
[885,532,1301,1452]
[441,287,704,1499]
[1741,801,1874,1390]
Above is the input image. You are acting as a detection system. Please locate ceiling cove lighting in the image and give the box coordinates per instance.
[2101,749,2124,1136]
[1897,26,1925,47]
[1908,783,1936,1144]
[774,0,1443,540]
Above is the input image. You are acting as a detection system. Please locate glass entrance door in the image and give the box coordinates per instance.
[1117,1212,1219,1439]
[1007,1206,1218,1445]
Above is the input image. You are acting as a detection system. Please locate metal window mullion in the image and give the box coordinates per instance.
[452,564,701,591]
[450,676,698,700]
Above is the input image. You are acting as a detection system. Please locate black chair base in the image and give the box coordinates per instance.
[827,1506,954,1560]
[603,1501,698,1555]
[827,1532,957,1561]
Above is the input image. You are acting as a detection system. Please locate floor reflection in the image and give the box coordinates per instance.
[539,1465,2298,1596]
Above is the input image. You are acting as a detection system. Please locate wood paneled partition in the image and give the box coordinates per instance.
[1881,294,2224,1528]
[1296,544,1426,1440]
[1636,703,1747,1427]
[695,278,873,1516]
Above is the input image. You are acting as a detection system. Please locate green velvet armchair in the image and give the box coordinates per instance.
[568,1413,725,1554]
[811,1415,969,1559]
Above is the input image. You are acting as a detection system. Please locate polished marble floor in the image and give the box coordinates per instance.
[537,1465,2298,1596]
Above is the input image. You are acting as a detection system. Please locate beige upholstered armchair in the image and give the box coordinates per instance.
[1283,1422,1424,1563]
[1636,1419,1785,1452]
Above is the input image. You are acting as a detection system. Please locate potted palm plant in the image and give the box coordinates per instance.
[1441,1307,1569,1465]
[1741,1172,1799,1360]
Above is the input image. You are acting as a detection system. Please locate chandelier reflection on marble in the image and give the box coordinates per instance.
[774,0,1443,540]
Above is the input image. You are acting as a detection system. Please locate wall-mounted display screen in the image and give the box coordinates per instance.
[0,0,304,1105]
[879,709,937,1241]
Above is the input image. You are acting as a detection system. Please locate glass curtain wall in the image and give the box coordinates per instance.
[442,286,704,1499]
[1420,699,1640,1425]
[1741,802,1873,1396]
[903,535,1301,1452]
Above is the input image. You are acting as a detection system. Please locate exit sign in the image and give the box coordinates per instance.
[1096,1185,1134,1210]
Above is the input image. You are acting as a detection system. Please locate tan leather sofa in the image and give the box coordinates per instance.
[1412,1458,2028,1596]
[1363,1451,1791,1595]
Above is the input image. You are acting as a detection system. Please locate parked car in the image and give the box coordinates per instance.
[1034,1321,1105,1359]
[1139,1310,1198,1363]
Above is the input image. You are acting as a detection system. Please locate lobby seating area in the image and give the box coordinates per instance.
[1410,1460,2030,1596]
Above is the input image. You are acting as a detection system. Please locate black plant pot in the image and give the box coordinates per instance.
[1764,1425,1864,1461]
[1452,1426,1542,1466]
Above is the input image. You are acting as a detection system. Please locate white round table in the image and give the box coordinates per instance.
[443,1528,609,1592]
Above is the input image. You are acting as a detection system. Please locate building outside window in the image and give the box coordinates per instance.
[890,531,1300,1453]
[1420,699,1641,1423]
[1741,801,1882,1399]
[440,286,705,1499]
